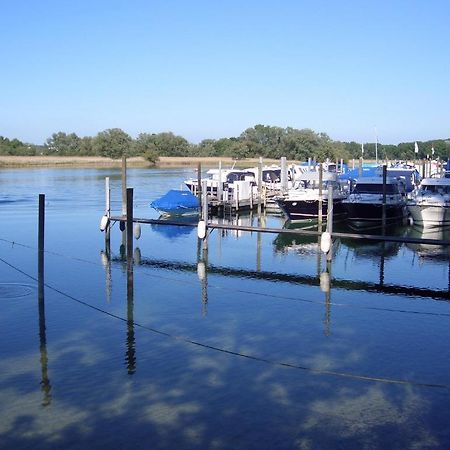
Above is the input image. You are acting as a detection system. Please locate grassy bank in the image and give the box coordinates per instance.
[0,156,282,168]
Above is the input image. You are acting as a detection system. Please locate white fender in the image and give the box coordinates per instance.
[320,231,331,253]
[134,223,141,240]
[100,215,109,232]
[197,220,207,239]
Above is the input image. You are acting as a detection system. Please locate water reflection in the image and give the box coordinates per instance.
[407,226,450,260]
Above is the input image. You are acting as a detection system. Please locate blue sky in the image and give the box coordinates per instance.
[1,0,449,145]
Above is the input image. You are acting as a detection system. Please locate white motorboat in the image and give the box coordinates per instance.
[407,176,450,227]
[274,172,348,222]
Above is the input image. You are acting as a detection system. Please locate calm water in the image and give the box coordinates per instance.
[1,167,450,449]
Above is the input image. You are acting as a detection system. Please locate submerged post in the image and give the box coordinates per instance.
[126,188,133,260]
[318,163,323,231]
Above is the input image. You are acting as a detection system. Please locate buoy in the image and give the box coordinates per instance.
[197,220,207,239]
[119,221,125,232]
[100,215,109,232]
[320,231,331,253]
[134,223,141,239]
[408,216,414,226]
[320,271,330,293]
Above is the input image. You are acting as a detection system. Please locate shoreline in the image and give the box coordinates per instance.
[0,156,282,168]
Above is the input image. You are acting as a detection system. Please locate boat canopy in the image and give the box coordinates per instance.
[150,189,199,212]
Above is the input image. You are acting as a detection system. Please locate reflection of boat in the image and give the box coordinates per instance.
[150,215,197,239]
[273,220,320,253]
[150,190,199,216]
[407,177,450,227]
[406,226,450,259]
[275,172,348,222]
[342,177,407,229]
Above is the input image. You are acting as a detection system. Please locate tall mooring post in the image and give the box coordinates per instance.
[126,188,134,260]
[318,163,323,231]
[257,156,263,217]
[201,179,209,252]
[105,177,111,246]
[280,157,288,193]
[326,184,334,262]
[382,165,387,233]
[121,156,127,246]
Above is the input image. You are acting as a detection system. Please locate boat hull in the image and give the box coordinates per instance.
[408,204,450,227]
[343,202,406,229]
[276,198,347,222]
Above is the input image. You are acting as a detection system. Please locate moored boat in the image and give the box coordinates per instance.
[274,172,348,222]
[342,177,407,229]
[150,189,200,217]
[407,176,450,227]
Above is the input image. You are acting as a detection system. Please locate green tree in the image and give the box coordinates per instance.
[45,132,81,155]
[93,128,133,159]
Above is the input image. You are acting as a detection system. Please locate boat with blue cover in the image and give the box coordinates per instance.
[150,189,199,216]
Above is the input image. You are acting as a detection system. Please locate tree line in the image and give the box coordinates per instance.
[1,125,449,163]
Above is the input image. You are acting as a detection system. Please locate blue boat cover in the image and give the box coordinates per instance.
[150,189,199,212]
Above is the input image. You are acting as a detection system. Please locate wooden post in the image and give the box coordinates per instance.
[37,195,51,405]
[318,163,323,231]
[217,160,223,202]
[326,183,334,262]
[38,193,45,326]
[280,157,288,192]
[105,177,111,245]
[197,162,202,216]
[235,183,239,211]
[202,179,209,252]
[358,157,363,177]
[121,155,127,243]
[382,165,387,233]
[126,188,133,260]
[257,156,263,217]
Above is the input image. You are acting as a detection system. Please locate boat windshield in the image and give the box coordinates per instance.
[421,184,450,194]
[353,183,399,194]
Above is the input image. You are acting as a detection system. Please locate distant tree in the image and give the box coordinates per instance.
[45,132,81,155]
[93,128,133,159]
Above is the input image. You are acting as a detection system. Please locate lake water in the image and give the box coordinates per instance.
[1,167,450,449]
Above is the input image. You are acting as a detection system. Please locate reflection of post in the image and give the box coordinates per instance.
[379,243,385,287]
[197,252,208,317]
[101,245,112,303]
[320,259,332,337]
[38,194,51,405]
[256,228,262,272]
[126,256,136,374]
